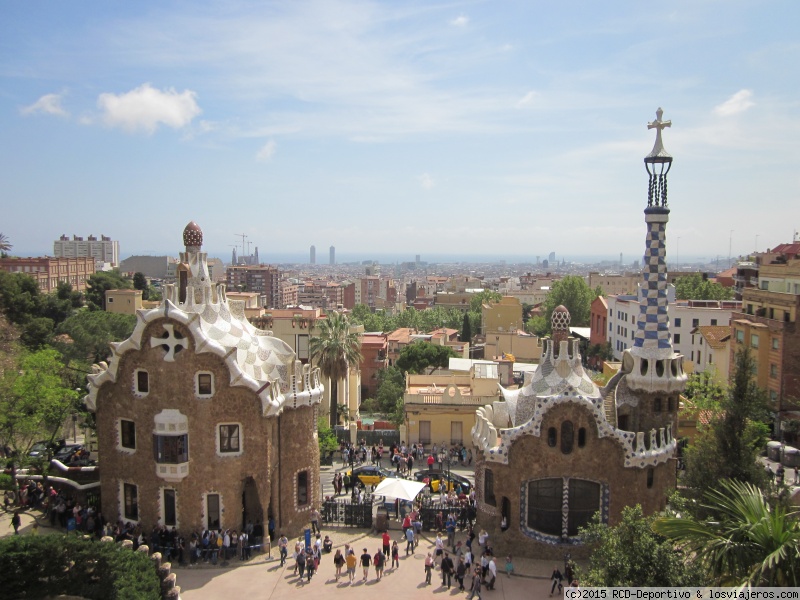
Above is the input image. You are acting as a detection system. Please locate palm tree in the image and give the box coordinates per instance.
[0,233,11,255]
[310,311,362,427]
[653,479,800,586]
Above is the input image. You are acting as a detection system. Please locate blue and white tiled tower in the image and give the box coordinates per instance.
[622,108,687,394]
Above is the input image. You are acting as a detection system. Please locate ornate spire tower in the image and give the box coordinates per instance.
[622,108,687,394]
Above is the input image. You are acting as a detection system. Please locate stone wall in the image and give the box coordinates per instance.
[96,317,320,537]
[476,401,674,559]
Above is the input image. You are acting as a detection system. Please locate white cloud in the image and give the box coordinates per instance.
[713,89,755,117]
[451,14,469,27]
[256,139,277,162]
[97,83,201,133]
[419,173,434,189]
[516,90,538,108]
[20,93,68,117]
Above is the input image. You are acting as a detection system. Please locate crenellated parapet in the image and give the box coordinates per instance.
[471,386,676,469]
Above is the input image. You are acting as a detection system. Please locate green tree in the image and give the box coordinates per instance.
[653,480,800,586]
[542,275,596,332]
[675,273,734,301]
[310,311,362,427]
[0,233,11,255]
[317,416,338,458]
[0,348,81,496]
[469,290,502,313]
[0,271,41,326]
[375,366,405,413]
[396,342,457,374]
[682,349,770,504]
[132,271,152,300]
[55,310,137,364]
[526,314,548,337]
[460,311,472,343]
[84,270,131,310]
[578,505,704,586]
[684,371,727,409]
[19,316,54,350]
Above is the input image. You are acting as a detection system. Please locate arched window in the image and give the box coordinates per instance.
[654,397,662,413]
[647,468,654,488]
[667,397,674,412]
[578,427,586,448]
[547,427,557,447]
[527,478,600,537]
[560,421,574,454]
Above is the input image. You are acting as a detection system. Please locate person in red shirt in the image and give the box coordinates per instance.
[427,454,435,470]
[382,531,391,556]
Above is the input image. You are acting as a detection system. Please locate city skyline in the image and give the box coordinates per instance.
[2,2,798,260]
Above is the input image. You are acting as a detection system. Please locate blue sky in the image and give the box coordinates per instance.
[2,1,798,263]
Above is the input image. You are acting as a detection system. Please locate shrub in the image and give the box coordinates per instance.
[0,534,161,599]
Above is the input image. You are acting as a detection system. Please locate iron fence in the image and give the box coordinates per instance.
[321,497,374,528]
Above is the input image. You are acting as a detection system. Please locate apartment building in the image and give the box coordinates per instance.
[54,234,120,267]
[225,264,281,309]
[0,255,95,293]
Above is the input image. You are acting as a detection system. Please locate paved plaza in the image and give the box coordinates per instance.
[1,461,566,599]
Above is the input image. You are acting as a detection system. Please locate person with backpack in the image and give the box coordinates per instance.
[373,547,385,580]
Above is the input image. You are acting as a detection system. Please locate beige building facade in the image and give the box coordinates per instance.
[105,289,143,315]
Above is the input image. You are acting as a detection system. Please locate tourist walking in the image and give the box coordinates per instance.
[346,548,357,584]
[550,565,564,595]
[391,540,400,569]
[373,548,385,580]
[333,549,345,580]
[441,551,454,589]
[424,552,434,585]
[467,567,483,600]
[360,547,372,581]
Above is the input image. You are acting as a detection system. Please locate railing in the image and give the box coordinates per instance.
[321,498,374,528]
[417,500,476,532]
[406,394,488,405]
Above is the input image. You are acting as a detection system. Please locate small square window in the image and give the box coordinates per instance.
[120,420,136,450]
[674,318,681,327]
[673,333,681,344]
[136,370,149,394]
[219,424,240,453]
[711,319,717,326]
[770,364,777,378]
[197,373,213,396]
[751,334,759,349]
[772,338,779,350]
[692,319,699,328]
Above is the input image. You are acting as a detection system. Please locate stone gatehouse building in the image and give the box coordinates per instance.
[86,222,324,535]
[471,109,687,559]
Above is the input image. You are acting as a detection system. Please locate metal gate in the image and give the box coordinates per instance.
[335,428,400,447]
[321,497,374,528]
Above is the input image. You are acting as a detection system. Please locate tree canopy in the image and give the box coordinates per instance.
[675,273,733,301]
[85,270,131,310]
[396,342,458,374]
[55,310,137,365]
[681,349,771,504]
[310,311,362,426]
[654,480,800,586]
[541,275,597,331]
[578,505,704,586]
[0,348,81,464]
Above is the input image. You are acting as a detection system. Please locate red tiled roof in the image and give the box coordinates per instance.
[692,325,731,350]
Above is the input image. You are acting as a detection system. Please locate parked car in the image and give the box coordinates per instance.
[53,443,94,465]
[414,469,472,494]
[347,465,395,488]
[28,439,66,459]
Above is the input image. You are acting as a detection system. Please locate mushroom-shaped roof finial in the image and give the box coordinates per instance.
[551,305,571,331]
[183,221,203,248]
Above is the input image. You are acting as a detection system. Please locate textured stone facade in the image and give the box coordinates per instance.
[88,222,323,537]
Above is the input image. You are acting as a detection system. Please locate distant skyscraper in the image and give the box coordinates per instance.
[310,245,316,264]
[548,251,556,262]
[415,254,421,264]
[329,245,335,265]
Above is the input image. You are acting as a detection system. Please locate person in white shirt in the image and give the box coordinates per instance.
[435,533,445,564]
[486,556,497,590]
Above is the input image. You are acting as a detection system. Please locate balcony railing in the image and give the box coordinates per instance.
[406,393,489,405]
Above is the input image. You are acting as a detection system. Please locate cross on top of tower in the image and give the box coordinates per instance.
[646,107,672,160]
